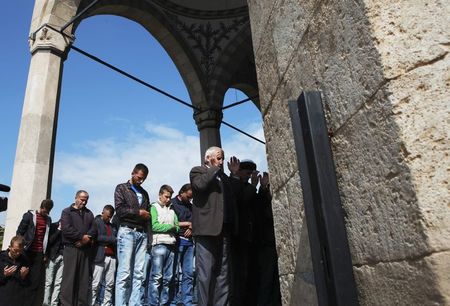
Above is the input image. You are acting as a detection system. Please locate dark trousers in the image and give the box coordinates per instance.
[60,246,91,306]
[195,233,231,306]
[24,251,46,306]
[257,245,281,306]
[231,240,258,306]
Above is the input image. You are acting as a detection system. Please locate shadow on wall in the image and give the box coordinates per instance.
[251,0,447,304]
[290,215,318,306]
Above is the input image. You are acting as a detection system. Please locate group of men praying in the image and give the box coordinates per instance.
[0,146,280,306]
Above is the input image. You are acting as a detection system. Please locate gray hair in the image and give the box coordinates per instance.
[204,146,223,162]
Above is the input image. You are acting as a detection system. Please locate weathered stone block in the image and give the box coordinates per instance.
[247,0,280,54]
[388,54,450,253]
[279,274,295,305]
[332,88,429,264]
[284,171,304,239]
[262,102,298,192]
[271,0,318,75]
[272,186,296,276]
[364,0,450,79]
[254,29,282,111]
[285,0,385,130]
[354,251,450,305]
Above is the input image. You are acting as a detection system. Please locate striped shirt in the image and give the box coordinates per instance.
[30,212,47,252]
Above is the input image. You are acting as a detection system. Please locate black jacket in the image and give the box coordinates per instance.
[16,210,51,253]
[47,221,63,260]
[60,204,96,247]
[93,215,117,264]
[236,181,258,242]
[0,250,30,306]
[171,196,193,239]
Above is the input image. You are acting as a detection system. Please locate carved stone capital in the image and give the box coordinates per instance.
[193,109,223,130]
[29,25,73,58]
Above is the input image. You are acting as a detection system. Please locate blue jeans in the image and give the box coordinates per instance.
[115,226,148,306]
[141,248,152,306]
[43,254,64,306]
[172,244,194,306]
[149,244,175,306]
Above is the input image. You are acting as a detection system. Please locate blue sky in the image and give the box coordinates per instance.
[0,2,266,224]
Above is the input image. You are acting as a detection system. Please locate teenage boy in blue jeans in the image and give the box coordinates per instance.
[149,185,179,306]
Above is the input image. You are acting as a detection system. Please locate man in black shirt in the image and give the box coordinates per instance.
[59,190,96,306]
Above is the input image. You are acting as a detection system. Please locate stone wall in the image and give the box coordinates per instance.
[248,0,449,305]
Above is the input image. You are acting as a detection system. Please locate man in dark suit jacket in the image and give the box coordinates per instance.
[189,146,240,306]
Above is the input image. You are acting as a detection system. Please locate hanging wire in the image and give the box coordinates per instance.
[222,96,256,110]
[70,46,265,145]
[71,46,197,111]
[29,0,265,145]
[61,0,101,33]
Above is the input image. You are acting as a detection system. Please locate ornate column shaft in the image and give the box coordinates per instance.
[193,109,223,160]
[3,26,71,247]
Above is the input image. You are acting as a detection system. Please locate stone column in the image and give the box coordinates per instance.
[3,25,70,247]
[193,109,223,160]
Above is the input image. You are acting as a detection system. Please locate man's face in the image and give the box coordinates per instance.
[131,170,147,186]
[39,207,51,217]
[101,209,113,222]
[180,189,193,204]
[159,191,172,206]
[9,242,23,260]
[75,192,89,209]
[207,149,224,168]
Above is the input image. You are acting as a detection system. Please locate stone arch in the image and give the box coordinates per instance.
[74,0,207,109]
[6,0,253,244]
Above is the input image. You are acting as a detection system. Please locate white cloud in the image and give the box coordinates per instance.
[144,123,185,140]
[222,121,268,173]
[51,120,267,218]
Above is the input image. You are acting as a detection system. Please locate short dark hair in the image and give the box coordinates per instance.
[133,163,149,176]
[159,184,174,195]
[10,235,24,248]
[178,183,192,195]
[103,204,115,216]
[40,199,54,211]
[75,190,89,198]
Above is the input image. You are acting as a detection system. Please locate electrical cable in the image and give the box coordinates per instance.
[71,46,265,145]
[29,0,265,145]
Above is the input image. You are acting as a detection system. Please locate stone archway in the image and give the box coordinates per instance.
[5,0,449,305]
[4,0,259,254]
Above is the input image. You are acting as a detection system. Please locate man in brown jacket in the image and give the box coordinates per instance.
[114,163,151,306]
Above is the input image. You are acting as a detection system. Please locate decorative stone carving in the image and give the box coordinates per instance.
[150,1,250,94]
[28,24,73,56]
[166,14,249,79]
